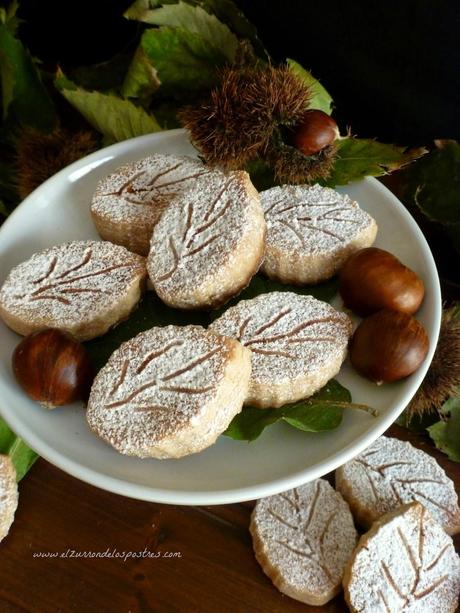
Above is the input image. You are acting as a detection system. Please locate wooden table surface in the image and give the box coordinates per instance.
[0,424,458,613]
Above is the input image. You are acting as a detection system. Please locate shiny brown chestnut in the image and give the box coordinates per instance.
[12,329,93,408]
[349,310,429,383]
[339,247,425,317]
[293,110,339,156]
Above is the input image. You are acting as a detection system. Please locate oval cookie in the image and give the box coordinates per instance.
[86,325,251,459]
[336,435,460,535]
[250,479,358,606]
[261,184,377,284]
[343,502,460,613]
[91,154,210,255]
[148,170,266,309]
[0,455,18,543]
[210,292,352,408]
[0,240,146,341]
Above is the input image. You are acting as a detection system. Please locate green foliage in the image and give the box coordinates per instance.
[322,137,426,186]
[0,418,38,481]
[124,0,265,55]
[123,1,246,100]
[125,26,228,97]
[245,160,279,192]
[57,85,161,142]
[428,396,460,462]
[0,1,21,36]
[385,141,460,254]
[125,0,178,22]
[0,23,55,130]
[122,46,160,101]
[402,141,460,253]
[224,380,356,441]
[287,58,333,114]
[69,53,134,93]
[408,142,460,224]
[142,2,239,62]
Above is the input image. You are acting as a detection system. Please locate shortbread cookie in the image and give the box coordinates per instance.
[91,154,211,255]
[87,325,251,459]
[148,170,266,309]
[210,292,352,408]
[261,184,377,284]
[0,240,146,341]
[336,436,460,535]
[343,502,460,613]
[0,455,18,543]
[250,479,358,606]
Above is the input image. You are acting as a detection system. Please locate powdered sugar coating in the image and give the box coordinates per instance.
[148,170,265,308]
[210,292,351,384]
[261,184,377,283]
[251,480,357,603]
[345,502,460,612]
[87,325,243,458]
[0,455,18,543]
[337,436,460,534]
[262,184,375,254]
[91,154,209,226]
[0,240,146,339]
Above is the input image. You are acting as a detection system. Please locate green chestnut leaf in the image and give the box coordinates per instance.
[0,418,38,481]
[224,380,362,442]
[428,396,460,463]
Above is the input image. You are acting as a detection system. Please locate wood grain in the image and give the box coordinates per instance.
[0,425,458,612]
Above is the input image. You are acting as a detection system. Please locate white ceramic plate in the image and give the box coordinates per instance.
[0,129,441,505]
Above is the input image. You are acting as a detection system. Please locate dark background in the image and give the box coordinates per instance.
[13,0,460,146]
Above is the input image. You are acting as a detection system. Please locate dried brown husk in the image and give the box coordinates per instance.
[16,126,99,199]
[179,64,311,169]
[408,306,460,418]
[266,129,337,184]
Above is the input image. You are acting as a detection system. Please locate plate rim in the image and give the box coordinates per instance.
[0,129,442,505]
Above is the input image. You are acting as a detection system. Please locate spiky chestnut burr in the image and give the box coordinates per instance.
[407,306,460,418]
[15,126,98,199]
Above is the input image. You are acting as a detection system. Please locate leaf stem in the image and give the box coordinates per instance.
[329,401,379,417]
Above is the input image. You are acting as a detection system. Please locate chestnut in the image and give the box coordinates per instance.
[349,310,429,383]
[293,110,339,156]
[12,329,93,408]
[339,247,425,317]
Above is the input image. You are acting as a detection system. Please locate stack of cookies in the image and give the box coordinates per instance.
[251,436,460,611]
[0,153,379,459]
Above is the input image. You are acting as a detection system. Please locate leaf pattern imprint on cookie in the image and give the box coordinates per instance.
[267,198,364,244]
[235,307,342,359]
[377,506,453,607]
[353,447,456,519]
[158,176,235,281]
[268,482,340,586]
[104,343,221,412]
[15,246,140,306]
[100,161,211,206]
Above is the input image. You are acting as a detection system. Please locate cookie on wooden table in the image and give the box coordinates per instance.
[261,184,377,284]
[86,325,251,459]
[343,502,460,613]
[0,455,18,543]
[336,435,460,535]
[0,240,146,341]
[91,154,210,255]
[210,292,352,408]
[148,170,266,310]
[250,479,358,606]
